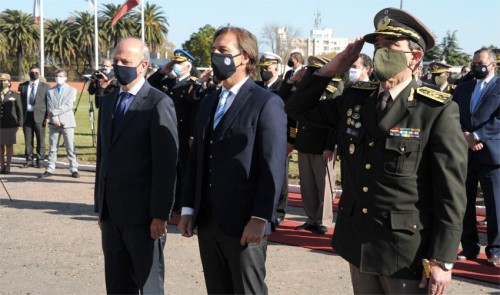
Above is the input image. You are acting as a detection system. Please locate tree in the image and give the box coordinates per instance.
[0,9,39,78]
[133,2,169,53]
[260,23,302,63]
[72,11,103,73]
[182,24,216,67]
[441,30,470,65]
[260,23,280,53]
[99,3,136,49]
[45,19,76,68]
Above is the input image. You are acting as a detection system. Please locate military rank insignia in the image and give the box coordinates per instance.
[389,127,420,138]
[416,87,451,104]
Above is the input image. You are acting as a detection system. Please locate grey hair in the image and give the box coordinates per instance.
[474,48,496,62]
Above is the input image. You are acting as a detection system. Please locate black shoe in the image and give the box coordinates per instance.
[457,251,478,261]
[0,167,9,174]
[22,162,33,168]
[274,217,284,226]
[71,172,80,178]
[38,171,52,178]
[294,223,317,231]
[313,225,328,235]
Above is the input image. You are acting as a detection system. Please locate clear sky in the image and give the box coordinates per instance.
[2,0,499,57]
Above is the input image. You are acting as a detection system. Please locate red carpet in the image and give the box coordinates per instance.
[288,192,487,234]
[168,204,499,285]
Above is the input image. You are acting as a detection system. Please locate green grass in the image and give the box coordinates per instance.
[14,92,98,164]
[12,91,342,188]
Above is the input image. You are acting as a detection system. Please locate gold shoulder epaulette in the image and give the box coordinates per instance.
[351,81,379,90]
[450,84,457,89]
[326,85,337,93]
[189,76,198,82]
[331,78,342,82]
[289,127,297,138]
[416,87,451,104]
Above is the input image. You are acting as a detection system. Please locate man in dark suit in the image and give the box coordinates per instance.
[178,26,287,294]
[284,51,305,81]
[148,49,200,211]
[18,65,49,168]
[94,37,178,294]
[453,47,500,267]
[286,7,467,294]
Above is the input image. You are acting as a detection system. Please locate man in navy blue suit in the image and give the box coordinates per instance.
[178,26,287,294]
[454,47,500,267]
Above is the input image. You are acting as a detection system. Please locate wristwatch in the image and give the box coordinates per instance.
[430,259,454,271]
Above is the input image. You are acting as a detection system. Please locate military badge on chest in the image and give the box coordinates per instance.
[345,105,363,154]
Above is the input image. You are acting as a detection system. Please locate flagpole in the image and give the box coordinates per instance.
[94,0,99,70]
[141,0,144,42]
[40,0,44,77]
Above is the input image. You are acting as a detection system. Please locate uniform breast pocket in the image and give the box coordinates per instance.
[383,137,421,176]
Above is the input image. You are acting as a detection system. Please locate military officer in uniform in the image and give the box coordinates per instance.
[286,7,467,294]
[429,62,456,94]
[0,73,23,174]
[148,49,200,211]
[256,52,290,226]
[256,52,284,92]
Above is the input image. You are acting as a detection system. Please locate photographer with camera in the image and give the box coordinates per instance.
[88,59,119,108]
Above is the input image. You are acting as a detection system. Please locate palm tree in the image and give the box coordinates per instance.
[133,2,169,53]
[72,11,107,72]
[45,19,76,68]
[100,3,136,49]
[0,9,39,78]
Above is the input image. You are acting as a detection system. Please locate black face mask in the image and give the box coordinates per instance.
[287,59,294,67]
[472,63,491,79]
[113,63,141,85]
[260,70,273,82]
[211,52,241,81]
[29,72,40,81]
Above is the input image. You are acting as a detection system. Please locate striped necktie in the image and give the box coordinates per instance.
[470,80,486,111]
[213,89,231,129]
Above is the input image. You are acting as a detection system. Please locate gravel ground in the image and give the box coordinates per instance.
[0,166,498,294]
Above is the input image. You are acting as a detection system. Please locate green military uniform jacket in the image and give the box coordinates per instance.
[285,74,467,279]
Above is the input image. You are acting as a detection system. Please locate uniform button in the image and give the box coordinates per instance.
[179,119,183,122]
[209,155,212,159]
[362,187,369,192]
[365,164,371,170]
[209,169,211,173]
[362,208,368,214]
[169,92,173,95]
[209,183,211,187]
[368,142,374,147]
[210,140,213,144]
[412,224,418,230]
[400,146,405,152]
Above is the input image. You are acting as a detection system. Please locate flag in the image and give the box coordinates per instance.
[111,0,140,26]
[33,0,40,25]
[86,0,95,11]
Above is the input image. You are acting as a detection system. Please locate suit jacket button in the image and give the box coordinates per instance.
[210,140,213,144]
[362,187,369,192]
[362,208,368,214]
[209,155,212,159]
[209,183,211,187]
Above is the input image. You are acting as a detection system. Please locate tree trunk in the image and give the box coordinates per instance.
[17,45,23,80]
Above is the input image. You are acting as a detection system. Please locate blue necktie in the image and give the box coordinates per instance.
[213,89,231,129]
[57,86,62,98]
[470,80,486,112]
[113,92,132,131]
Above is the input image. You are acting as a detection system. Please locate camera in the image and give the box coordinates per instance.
[92,70,104,80]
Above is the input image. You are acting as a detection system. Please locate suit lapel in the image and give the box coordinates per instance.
[111,83,148,145]
[212,79,253,138]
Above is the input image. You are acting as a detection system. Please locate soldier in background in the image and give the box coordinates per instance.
[148,49,200,211]
[429,62,456,94]
[0,73,23,174]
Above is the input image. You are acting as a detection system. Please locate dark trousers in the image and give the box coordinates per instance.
[23,112,46,161]
[101,219,166,294]
[275,155,290,219]
[461,156,500,257]
[349,264,425,294]
[197,218,268,295]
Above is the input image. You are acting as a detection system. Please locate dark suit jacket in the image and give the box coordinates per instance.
[18,80,49,124]
[94,81,179,226]
[286,75,467,279]
[0,90,23,128]
[453,75,500,165]
[182,78,287,237]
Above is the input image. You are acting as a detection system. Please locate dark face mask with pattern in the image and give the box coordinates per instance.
[472,63,492,79]
[211,52,242,81]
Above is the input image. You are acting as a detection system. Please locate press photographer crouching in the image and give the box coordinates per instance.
[88,59,120,108]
